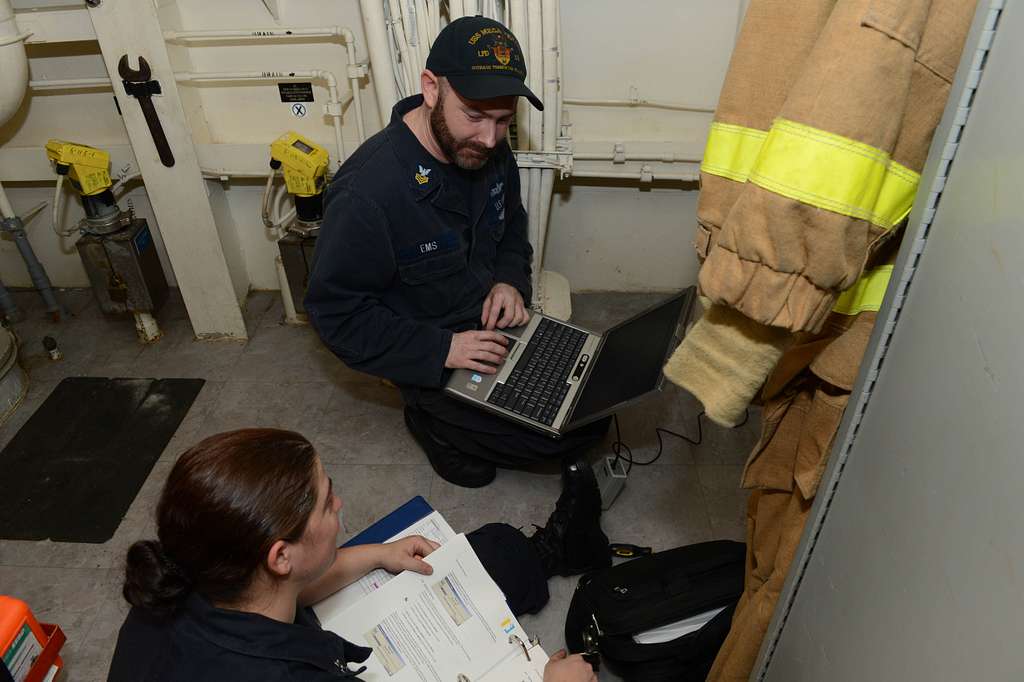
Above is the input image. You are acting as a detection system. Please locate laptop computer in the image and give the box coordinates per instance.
[443,288,696,438]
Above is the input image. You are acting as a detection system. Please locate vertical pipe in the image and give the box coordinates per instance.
[350,78,367,145]
[412,0,431,75]
[316,70,348,165]
[342,29,368,143]
[526,0,543,151]
[553,0,562,132]
[388,0,418,93]
[525,0,544,302]
[0,180,14,220]
[0,276,20,321]
[527,166,541,300]
[5,216,62,318]
[386,17,412,95]
[276,255,302,324]
[509,0,529,150]
[536,168,554,273]
[399,0,423,83]
[358,0,400,121]
[533,0,557,285]
[133,312,162,343]
[541,0,557,152]
[519,168,530,211]
[427,0,440,47]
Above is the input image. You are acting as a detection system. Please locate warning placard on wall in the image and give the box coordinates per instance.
[278,83,315,103]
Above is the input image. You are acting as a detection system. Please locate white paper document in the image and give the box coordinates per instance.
[316,511,457,619]
[474,641,549,682]
[632,605,727,644]
[318,533,549,682]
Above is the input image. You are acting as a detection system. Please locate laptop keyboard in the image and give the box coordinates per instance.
[486,319,588,425]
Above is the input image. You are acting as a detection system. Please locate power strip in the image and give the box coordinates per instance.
[593,455,628,511]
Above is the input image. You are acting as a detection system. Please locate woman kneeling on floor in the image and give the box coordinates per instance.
[107,428,604,681]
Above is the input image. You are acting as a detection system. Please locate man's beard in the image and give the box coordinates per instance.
[430,95,495,170]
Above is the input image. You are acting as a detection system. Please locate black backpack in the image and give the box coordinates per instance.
[565,540,745,682]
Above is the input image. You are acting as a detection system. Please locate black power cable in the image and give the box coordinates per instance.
[609,409,751,474]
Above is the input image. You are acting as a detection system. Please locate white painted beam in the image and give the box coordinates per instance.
[86,0,246,340]
[15,6,95,44]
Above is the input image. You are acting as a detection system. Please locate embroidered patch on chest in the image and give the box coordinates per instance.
[415,164,432,185]
[490,181,505,221]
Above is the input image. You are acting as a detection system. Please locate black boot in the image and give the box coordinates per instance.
[529,458,612,577]
[404,407,496,488]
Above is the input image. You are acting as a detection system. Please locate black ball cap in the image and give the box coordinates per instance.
[426,16,543,111]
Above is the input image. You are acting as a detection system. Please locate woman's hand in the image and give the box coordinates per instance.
[378,535,440,575]
[542,650,597,682]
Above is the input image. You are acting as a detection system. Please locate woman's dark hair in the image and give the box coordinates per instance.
[123,428,320,617]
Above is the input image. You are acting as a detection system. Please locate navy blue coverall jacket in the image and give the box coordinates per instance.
[305,95,534,388]
[108,593,371,681]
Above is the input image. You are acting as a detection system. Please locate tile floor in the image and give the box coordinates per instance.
[0,288,759,681]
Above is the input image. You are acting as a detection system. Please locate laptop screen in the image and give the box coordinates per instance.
[567,290,692,427]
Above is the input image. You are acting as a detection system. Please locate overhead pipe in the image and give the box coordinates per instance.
[0,0,29,124]
[165,26,367,147]
[574,151,702,163]
[164,26,349,41]
[30,70,365,162]
[562,96,715,114]
[572,169,700,182]
[29,78,112,90]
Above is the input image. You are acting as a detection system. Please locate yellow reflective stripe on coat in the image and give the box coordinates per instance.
[700,122,768,183]
[750,119,919,229]
[701,118,920,230]
[833,265,894,315]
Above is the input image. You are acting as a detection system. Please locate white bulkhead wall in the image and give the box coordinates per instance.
[0,0,743,293]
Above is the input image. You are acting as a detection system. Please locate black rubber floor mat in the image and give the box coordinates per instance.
[0,377,204,543]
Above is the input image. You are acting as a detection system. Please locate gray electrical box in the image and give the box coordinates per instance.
[277,232,317,315]
[76,219,168,315]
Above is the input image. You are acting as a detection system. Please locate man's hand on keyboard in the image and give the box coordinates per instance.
[445,330,509,374]
[482,283,529,330]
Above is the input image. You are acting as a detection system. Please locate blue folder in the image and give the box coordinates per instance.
[341,496,434,547]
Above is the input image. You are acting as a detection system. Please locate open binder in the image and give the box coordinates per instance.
[316,498,550,681]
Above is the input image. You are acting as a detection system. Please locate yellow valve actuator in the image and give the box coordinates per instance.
[45,139,112,196]
[269,132,329,198]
